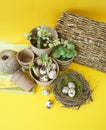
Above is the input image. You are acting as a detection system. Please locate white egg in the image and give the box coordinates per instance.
[42,89,50,96]
[40,67,47,75]
[68,88,76,98]
[62,87,69,94]
[68,82,76,89]
[51,63,57,70]
[46,100,52,109]
[39,75,49,82]
[48,70,56,79]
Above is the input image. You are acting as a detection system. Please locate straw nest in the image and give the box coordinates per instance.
[53,70,92,109]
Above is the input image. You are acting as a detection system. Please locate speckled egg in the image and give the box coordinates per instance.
[48,70,56,79]
[40,67,47,75]
[46,100,53,109]
[42,89,50,96]
[68,88,76,98]
[51,63,57,70]
[62,86,69,94]
[68,82,76,89]
[39,75,49,82]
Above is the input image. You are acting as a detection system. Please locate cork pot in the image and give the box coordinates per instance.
[16,48,35,70]
[29,57,59,87]
[54,58,73,71]
[11,70,35,92]
[30,26,58,56]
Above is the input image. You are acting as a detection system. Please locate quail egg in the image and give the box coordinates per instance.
[62,86,69,94]
[39,75,49,82]
[68,82,76,89]
[40,67,47,75]
[51,63,57,70]
[46,100,53,109]
[42,89,50,96]
[68,88,76,98]
[48,70,56,79]
[36,59,42,66]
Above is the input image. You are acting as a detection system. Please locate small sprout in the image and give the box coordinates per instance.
[21,67,26,72]
[40,54,51,71]
[26,25,59,49]
[29,62,35,69]
[37,39,41,48]
[24,33,32,40]
[43,43,48,47]
[37,25,51,38]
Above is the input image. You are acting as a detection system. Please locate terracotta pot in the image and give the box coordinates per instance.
[16,48,35,69]
[29,57,59,87]
[54,58,73,71]
[11,70,35,92]
[30,26,58,56]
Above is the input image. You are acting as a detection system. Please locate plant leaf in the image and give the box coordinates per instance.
[67,43,75,50]
[65,52,73,58]
[53,49,60,58]
[72,50,78,57]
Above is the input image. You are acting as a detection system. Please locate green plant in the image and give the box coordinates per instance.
[25,25,60,49]
[53,40,77,60]
[40,54,51,71]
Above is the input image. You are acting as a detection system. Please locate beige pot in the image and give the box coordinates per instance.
[30,26,58,56]
[11,70,35,92]
[54,58,73,71]
[16,48,35,69]
[29,57,59,87]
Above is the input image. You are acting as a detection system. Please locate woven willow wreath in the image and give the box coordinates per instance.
[53,70,92,108]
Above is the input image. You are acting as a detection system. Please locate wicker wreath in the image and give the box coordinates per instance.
[53,70,92,109]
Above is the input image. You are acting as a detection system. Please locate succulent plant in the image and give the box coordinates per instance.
[52,40,77,60]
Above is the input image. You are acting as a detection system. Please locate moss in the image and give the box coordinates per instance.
[53,70,92,108]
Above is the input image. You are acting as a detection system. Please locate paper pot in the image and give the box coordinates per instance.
[30,26,58,56]
[54,58,73,71]
[11,70,35,92]
[16,48,35,69]
[29,57,59,87]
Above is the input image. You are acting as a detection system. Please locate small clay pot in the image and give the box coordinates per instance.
[29,57,59,87]
[30,26,58,56]
[11,69,35,92]
[54,58,73,71]
[16,48,34,69]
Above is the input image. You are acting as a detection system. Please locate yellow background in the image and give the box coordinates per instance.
[0,0,106,130]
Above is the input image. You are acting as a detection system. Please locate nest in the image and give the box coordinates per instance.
[53,70,92,108]
[55,12,106,73]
